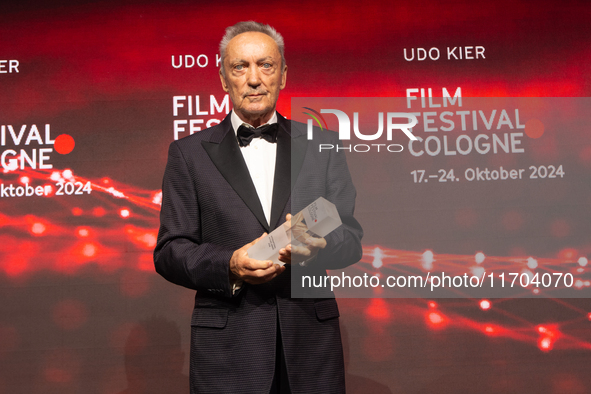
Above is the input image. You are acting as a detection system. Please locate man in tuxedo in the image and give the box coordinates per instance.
[154,21,363,393]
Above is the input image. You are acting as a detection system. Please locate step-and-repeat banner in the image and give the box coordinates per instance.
[1,1,590,393]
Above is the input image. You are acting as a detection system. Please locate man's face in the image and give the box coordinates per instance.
[220,32,287,125]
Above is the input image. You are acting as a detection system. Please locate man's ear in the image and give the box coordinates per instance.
[280,65,287,90]
[219,70,229,92]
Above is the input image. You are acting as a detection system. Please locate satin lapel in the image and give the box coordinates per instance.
[269,117,291,229]
[290,121,308,191]
[269,115,308,229]
[202,118,269,232]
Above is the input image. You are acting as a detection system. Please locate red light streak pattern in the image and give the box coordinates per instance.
[360,246,591,295]
[351,246,591,353]
[1,167,590,355]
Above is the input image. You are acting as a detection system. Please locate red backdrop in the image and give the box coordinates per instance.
[0,1,590,393]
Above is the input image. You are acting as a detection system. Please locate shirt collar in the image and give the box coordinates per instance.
[231,110,277,135]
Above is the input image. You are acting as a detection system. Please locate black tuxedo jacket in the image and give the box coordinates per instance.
[154,113,363,394]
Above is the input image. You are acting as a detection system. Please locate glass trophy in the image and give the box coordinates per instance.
[247,197,342,266]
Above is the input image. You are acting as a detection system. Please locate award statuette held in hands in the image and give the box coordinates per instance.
[247,197,342,266]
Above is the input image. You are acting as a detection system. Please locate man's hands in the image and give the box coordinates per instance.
[278,213,327,265]
[229,234,286,284]
[230,212,328,284]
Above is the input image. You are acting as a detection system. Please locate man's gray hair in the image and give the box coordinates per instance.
[219,21,285,76]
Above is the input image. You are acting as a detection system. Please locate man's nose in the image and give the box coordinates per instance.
[246,65,262,87]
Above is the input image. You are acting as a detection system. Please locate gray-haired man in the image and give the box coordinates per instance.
[155,21,363,393]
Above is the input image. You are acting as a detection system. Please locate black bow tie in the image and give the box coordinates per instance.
[236,123,278,147]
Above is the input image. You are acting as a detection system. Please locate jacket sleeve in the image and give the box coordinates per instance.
[153,141,236,298]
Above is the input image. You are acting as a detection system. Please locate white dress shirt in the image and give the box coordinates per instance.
[230,110,278,293]
[231,110,277,226]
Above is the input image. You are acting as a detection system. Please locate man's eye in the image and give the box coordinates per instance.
[235,65,244,70]
[262,63,272,68]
